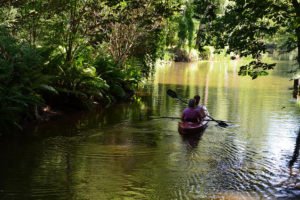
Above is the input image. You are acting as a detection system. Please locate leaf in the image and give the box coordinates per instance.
[39,84,58,94]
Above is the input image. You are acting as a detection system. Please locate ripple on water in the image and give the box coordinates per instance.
[174,130,296,199]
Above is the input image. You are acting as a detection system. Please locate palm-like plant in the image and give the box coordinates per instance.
[0,27,56,133]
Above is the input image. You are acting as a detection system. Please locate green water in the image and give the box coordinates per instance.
[1,59,300,199]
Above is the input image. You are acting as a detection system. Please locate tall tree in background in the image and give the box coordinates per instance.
[193,0,217,51]
[105,0,181,68]
[177,1,194,49]
[193,0,225,51]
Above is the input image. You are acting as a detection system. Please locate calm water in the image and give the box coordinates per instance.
[1,59,300,200]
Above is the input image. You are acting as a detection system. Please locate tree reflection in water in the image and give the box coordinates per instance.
[289,128,300,171]
[276,128,300,190]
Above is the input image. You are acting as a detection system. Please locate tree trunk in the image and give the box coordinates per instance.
[292,0,300,69]
[297,28,300,69]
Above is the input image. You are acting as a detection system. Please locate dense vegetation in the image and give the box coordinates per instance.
[1,0,299,134]
[197,0,300,79]
[0,0,184,133]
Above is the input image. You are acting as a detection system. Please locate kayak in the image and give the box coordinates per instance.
[178,120,209,135]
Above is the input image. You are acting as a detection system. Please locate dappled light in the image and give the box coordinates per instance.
[1,0,300,199]
[1,60,300,199]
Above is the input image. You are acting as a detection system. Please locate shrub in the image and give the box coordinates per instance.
[0,27,54,132]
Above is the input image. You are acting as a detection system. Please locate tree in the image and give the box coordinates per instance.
[0,0,185,132]
[177,1,194,49]
[0,27,55,131]
[104,0,182,67]
[193,0,225,51]
[213,0,299,79]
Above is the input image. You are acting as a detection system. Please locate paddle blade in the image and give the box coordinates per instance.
[218,121,229,127]
[167,89,178,98]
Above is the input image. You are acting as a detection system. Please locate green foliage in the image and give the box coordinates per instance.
[210,0,300,79]
[178,17,188,48]
[193,0,220,22]
[177,2,195,49]
[104,0,182,69]
[44,44,110,108]
[193,0,222,50]
[238,61,276,79]
[94,56,146,102]
[164,17,180,48]
[0,27,54,132]
[94,57,126,101]
[186,5,195,49]
[0,0,184,133]
[198,46,211,60]
[216,1,285,57]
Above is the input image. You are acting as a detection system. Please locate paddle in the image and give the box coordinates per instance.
[149,116,216,122]
[149,116,181,120]
[166,89,187,104]
[166,89,229,127]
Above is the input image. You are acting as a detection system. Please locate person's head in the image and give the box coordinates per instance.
[188,99,195,108]
[194,95,200,105]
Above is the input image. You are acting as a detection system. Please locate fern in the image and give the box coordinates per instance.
[0,27,55,133]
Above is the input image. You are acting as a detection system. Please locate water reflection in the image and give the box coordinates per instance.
[181,131,204,149]
[289,128,300,171]
[1,60,300,199]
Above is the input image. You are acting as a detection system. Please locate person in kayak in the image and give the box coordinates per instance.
[181,99,202,123]
[194,95,208,120]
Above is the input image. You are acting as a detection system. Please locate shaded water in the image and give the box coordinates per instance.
[1,59,300,199]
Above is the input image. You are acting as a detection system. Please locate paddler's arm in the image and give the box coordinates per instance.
[202,106,209,116]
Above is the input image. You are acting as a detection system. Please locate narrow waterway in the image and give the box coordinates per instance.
[1,59,300,199]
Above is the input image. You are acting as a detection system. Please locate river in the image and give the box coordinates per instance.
[1,59,300,199]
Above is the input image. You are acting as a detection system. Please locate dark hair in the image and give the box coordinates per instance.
[188,99,195,108]
[194,95,200,105]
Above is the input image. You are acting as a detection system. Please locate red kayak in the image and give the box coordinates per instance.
[178,120,209,135]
